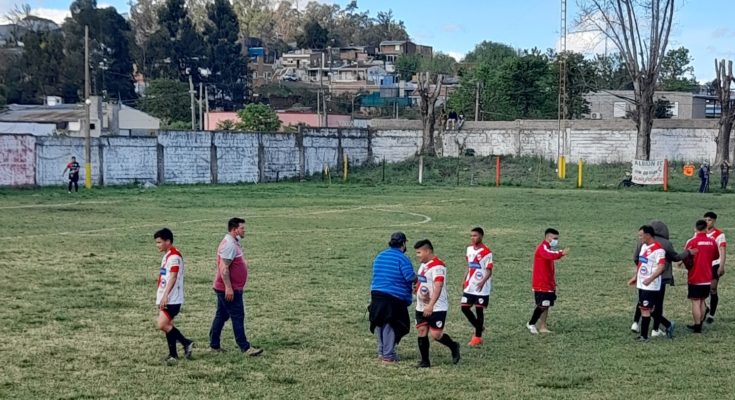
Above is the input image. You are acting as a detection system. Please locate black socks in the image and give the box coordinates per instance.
[462,307,484,337]
[418,336,430,362]
[529,307,544,325]
[641,316,651,339]
[165,332,178,358]
[710,293,719,316]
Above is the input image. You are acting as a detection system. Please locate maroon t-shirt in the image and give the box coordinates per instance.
[214,234,248,291]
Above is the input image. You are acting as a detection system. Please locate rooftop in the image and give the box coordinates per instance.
[0,104,85,123]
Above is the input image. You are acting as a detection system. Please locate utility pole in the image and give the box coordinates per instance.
[474,81,480,121]
[198,82,204,130]
[204,85,209,130]
[557,0,568,162]
[322,51,328,127]
[83,25,92,189]
[189,73,196,130]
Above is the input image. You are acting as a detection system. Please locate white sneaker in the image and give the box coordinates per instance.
[526,324,539,334]
[650,329,665,337]
[631,322,640,333]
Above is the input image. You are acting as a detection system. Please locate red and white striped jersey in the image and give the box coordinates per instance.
[637,242,665,291]
[156,247,184,305]
[463,244,493,296]
[707,228,727,266]
[416,257,448,312]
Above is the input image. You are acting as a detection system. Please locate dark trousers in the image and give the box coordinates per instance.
[68,174,79,192]
[209,289,251,351]
[722,174,729,190]
[699,178,709,193]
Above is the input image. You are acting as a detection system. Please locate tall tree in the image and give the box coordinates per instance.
[203,0,247,110]
[395,54,422,81]
[549,51,595,119]
[593,53,632,90]
[129,0,161,77]
[658,46,697,92]
[148,0,205,81]
[137,78,192,126]
[496,50,553,119]
[96,7,136,101]
[714,59,735,165]
[579,0,676,160]
[417,71,444,156]
[296,19,329,49]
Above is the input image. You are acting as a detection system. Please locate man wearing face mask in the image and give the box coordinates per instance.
[369,232,417,365]
[527,228,568,334]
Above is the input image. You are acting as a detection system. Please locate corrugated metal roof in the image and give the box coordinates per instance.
[380,40,408,46]
[0,104,85,123]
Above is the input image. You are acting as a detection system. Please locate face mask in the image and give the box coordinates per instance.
[550,239,559,248]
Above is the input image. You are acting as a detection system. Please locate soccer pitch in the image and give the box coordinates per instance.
[1,184,733,399]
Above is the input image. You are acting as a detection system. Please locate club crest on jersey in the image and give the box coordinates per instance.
[640,266,649,275]
[420,286,429,295]
[474,271,483,280]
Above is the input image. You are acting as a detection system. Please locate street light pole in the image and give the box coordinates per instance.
[84,25,92,189]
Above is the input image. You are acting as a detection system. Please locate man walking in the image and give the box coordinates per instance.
[368,232,416,365]
[527,228,568,334]
[153,228,193,363]
[414,239,460,368]
[698,162,710,193]
[720,160,730,190]
[684,220,719,333]
[704,211,727,323]
[209,217,263,356]
[629,225,672,341]
[62,156,80,193]
[461,227,493,346]
[630,221,691,337]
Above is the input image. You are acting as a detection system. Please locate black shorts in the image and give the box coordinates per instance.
[416,311,447,331]
[712,264,721,281]
[534,291,556,308]
[688,284,711,300]
[461,293,490,308]
[161,304,181,320]
[638,290,657,310]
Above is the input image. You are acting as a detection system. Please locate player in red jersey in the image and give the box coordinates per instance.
[704,212,726,323]
[685,220,720,333]
[461,227,494,346]
[527,228,568,334]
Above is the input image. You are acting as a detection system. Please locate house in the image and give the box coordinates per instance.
[378,40,433,62]
[584,90,709,120]
[339,46,376,62]
[0,96,160,136]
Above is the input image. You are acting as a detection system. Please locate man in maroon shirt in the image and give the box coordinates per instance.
[685,220,720,333]
[527,228,569,334]
[209,217,263,356]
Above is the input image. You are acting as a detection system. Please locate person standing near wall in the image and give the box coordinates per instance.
[721,160,730,190]
[699,162,710,193]
[62,156,80,193]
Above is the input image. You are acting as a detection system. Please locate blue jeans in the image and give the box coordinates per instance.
[376,323,397,361]
[209,289,251,351]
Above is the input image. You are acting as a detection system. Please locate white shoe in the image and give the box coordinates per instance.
[526,324,539,334]
[650,329,665,337]
[631,322,640,333]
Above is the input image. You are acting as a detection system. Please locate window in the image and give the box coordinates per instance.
[671,102,679,117]
[613,102,627,118]
[395,45,400,51]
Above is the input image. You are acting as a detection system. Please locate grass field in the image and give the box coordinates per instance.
[1,183,734,399]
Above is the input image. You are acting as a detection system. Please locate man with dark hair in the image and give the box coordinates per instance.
[630,221,692,337]
[527,228,568,334]
[368,232,416,365]
[209,217,263,356]
[629,225,670,342]
[461,227,494,346]
[62,156,80,193]
[684,220,719,333]
[153,228,193,363]
[414,239,460,368]
[704,211,726,323]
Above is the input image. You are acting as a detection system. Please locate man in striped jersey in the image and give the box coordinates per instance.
[461,227,493,346]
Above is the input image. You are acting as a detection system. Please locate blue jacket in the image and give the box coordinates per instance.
[370,247,416,304]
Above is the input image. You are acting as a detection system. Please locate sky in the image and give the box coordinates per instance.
[1,0,733,82]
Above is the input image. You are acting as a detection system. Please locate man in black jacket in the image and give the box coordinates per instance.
[631,221,693,336]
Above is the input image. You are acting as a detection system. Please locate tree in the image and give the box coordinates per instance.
[129,0,162,78]
[148,0,205,81]
[395,54,421,81]
[579,0,676,160]
[496,50,554,119]
[137,79,191,126]
[550,51,595,119]
[96,7,136,101]
[416,71,444,155]
[714,59,735,165]
[236,103,281,131]
[296,19,329,49]
[654,97,673,118]
[203,0,247,110]
[593,53,632,90]
[216,119,237,130]
[658,46,697,92]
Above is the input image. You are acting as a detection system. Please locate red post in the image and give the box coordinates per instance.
[495,156,501,187]
[663,159,669,192]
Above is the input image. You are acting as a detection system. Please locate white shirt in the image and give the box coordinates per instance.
[707,228,727,266]
[156,247,185,305]
[463,244,493,296]
[416,257,449,312]
[637,242,665,291]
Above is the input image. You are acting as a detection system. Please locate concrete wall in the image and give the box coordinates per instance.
[0,119,726,187]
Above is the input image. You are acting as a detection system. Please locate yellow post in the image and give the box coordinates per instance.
[343,153,349,182]
[577,159,583,188]
[558,156,567,180]
[85,163,92,188]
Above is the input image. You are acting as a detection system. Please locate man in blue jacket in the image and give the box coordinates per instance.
[369,232,416,365]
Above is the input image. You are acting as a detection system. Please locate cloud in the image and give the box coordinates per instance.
[33,8,69,23]
[441,23,464,34]
[711,28,735,39]
[446,50,465,62]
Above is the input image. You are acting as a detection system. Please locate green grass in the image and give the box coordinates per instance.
[0,184,734,399]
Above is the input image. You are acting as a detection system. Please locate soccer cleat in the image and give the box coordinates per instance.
[184,341,195,359]
[651,329,664,337]
[526,324,539,334]
[450,342,461,365]
[162,355,178,365]
[468,336,484,347]
[631,322,640,333]
[243,347,264,357]
[666,322,675,339]
[706,314,715,324]
[635,336,649,343]
[416,360,431,368]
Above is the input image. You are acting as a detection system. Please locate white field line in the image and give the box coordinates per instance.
[0,200,122,210]
[0,206,432,240]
